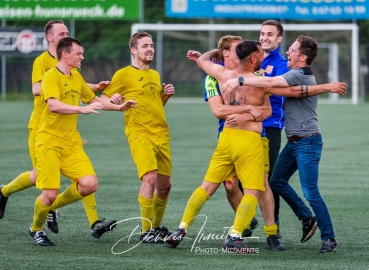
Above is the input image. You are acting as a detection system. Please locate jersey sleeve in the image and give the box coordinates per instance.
[32,57,44,84]
[102,69,125,98]
[203,75,221,102]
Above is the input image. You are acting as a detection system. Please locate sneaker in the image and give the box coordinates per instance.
[165,227,186,248]
[47,210,59,233]
[222,235,257,254]
[91,219,116,238]
[154,225,173,239]
[276,220,282,239]
[319,239,337,254]
[242,217,259,238]
[140,228,164,244]
[267,235,284,251]
[301,215,317,243]
[0,185,8,219]
[29,226,55,246]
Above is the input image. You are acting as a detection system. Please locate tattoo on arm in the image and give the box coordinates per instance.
[300,85,309,97]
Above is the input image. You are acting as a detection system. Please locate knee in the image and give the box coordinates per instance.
[30,170,37,185]
[224,181,237,194]
[78,176,98,196]
[40,191,58,206]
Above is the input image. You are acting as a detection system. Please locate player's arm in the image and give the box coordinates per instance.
[269,82,347,98]
[223,75,288,92]
[226,94,272,126]
[162,83,175,105]
[86,81,111,93]
[47,98,104,115]
[208,96,264,121]
[32,82,41,96]
[196,49,224,79]
[92,96,136,111]
[223,75,347,97]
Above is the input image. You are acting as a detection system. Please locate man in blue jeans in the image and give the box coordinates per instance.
[221,35,343,254]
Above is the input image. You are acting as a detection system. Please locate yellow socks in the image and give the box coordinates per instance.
[1,171,32,197]
[230,194,258,236]
[152,194,168,228]
[138,195,153,233]
[81,193,99,227]
[32,197,50,231]
[264,223,278,238]
[179,187,210,230]
[51,183,84,210]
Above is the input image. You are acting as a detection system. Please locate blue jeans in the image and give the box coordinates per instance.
[270,133,335,240]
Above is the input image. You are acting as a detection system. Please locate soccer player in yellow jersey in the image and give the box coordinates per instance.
[101,32,174,243]
[0,20,114,238]
[185,39,284,251]
[27,37,136,246]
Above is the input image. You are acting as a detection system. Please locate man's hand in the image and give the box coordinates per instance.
[162,83,175,97]
[248,105,264,122]
[329,82,348,96]
[118,100,137,111]
[222,78,240,93]
[80,102,104,114]
[226,113,254,127]
[187,50,201,62]
[110,93,124,105]
[96,81,111,91]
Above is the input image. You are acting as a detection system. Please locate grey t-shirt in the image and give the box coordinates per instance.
[282,66,320,137]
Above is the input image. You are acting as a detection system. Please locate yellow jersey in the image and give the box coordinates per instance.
[29,51,57,129]
[37,67,95,148]
[103,65,170,141]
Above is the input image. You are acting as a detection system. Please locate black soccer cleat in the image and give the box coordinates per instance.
[0,185,9,219]
[47,210,59,234]
[165,228,186,248]
[140,228,164,244]
[266,235,284,251]
[319,239,337,254]
[242,217,260,238]
[301,215,317,243]
[29,226,55,246]
[91,219,116,238]
[222,235,258,254]
[153,225,173,239]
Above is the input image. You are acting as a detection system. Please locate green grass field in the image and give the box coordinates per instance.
[0,100,368,269]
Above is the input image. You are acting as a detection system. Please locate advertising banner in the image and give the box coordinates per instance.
[166,0,369,20]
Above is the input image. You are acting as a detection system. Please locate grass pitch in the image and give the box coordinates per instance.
[0,100,368,269]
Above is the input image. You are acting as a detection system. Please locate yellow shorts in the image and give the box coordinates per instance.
[35,142,95,189]
[28,128,36,168]
[129,137,172,179]
[204,128,265,191]
[262,137,270,173]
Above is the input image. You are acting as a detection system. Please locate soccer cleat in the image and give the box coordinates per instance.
[242,217,259,238]
[47,210,59,234]
[222,235,257,254]
[29,226,55,246]
[301,215,317,243]
[0,185,8,219]
[266,235,284,251]
[165,228,186,247]
[154,225,173,239]
[91,219,116,238]
[319,239,337,254]
[140,228,164,244]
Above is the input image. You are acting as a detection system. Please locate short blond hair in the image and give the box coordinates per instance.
[217,35,242,61]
